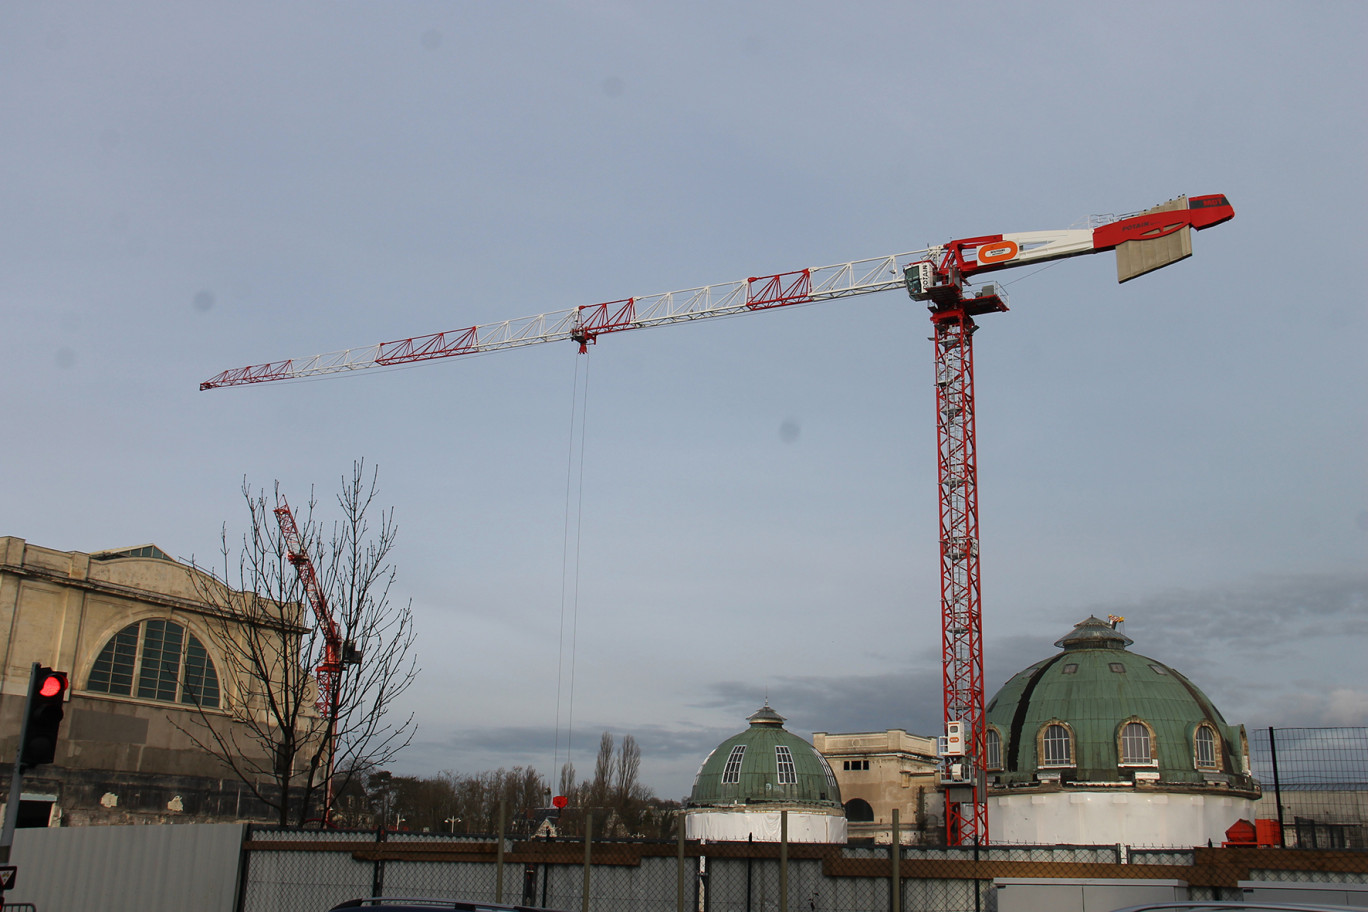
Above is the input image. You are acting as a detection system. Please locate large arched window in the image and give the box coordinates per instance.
[87,619,221,708]
[721,745,746,784]
[844,798,875,822]
[775,746,798,785]
[1120,720,1155,765]
[1195,724,1221,770]
[1040,723,1073,767]
[985,727,1002,771]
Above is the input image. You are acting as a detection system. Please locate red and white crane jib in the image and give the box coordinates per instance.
[199,252,924,389]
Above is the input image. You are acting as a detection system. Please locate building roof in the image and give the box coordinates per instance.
[90,544,176,562]
[985,616,1255,789]
[688,702,842,809]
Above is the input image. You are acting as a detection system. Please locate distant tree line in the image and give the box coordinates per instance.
[331,731,680,839]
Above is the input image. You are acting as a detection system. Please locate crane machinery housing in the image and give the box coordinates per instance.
[204,193,1234,845]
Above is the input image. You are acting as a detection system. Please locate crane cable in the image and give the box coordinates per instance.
[552,351,591,801]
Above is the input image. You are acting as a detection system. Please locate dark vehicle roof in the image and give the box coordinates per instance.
[1109,903,1356,912]
[329,899,570,912]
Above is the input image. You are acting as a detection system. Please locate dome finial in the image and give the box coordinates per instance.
[1055,615,1134,650]
[747,701,786,726]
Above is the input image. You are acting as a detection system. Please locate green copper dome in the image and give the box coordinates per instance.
[984,617,1256,792]
[689,703,842,808]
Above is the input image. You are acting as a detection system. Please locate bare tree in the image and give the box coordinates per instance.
[557,761,577,801]
[614,734,641,806]
[181,461,419,825]
[590,731,615,809]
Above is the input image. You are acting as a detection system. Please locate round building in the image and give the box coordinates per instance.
[685,703,847,843]
[984,616,1260,846]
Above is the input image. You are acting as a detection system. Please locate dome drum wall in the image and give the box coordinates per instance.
[989,791,1260,848]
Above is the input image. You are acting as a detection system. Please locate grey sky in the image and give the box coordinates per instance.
[3,1,1364,801]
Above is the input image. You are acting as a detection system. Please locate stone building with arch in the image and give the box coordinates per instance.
[0,535,317,826]
[811,728,941,845]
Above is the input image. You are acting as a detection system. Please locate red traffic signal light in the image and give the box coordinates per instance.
[38,673,65,699]
[20,666,68,771]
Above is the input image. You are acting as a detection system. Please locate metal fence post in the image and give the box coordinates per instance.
[780,809,788,912]
[1269,726,1287,846]
[890,808,901,912]
[496,798,506,902]
[677,820,686,912]
[582,811,592,912]
[372,825,387,897]
[973,835,982,912]
[746,833,754,912]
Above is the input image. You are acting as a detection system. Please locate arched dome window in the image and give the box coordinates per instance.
[1120,720,1156,765]
[1195,724,1221,770]
[1040,722,1073,767]
[985,727,1002,771]
[775,745,798,785]
[721,745,746,784]
[87,619,220,708]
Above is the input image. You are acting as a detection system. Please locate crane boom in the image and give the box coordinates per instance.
[200,252,921,390]
[210,193,1234,846]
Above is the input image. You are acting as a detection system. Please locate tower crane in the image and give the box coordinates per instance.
[272,498,361,825]
[206,194,1234,845]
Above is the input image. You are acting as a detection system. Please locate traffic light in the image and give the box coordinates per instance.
[20,667,68,771]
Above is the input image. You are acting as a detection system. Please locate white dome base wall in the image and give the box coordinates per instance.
[685,810,848,843]
[989,791,1259,847]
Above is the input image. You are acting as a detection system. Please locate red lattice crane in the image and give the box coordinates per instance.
[210,194,1234,845]
[273,498,361,825]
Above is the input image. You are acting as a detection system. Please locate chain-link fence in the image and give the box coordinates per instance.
[239,822,1368,912]
[1251,727,1368,848]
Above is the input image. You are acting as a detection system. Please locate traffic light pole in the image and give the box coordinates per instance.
[0,663,41,865]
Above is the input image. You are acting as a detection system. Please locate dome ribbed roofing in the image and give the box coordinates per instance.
[986,617,1254,788]
[689,703,842,808]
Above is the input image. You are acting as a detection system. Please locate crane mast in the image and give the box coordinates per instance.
[929,292,1003,846]
[210,194,1233,845]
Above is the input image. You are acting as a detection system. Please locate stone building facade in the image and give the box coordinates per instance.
[811,728,942,845]
[0,535,318,826]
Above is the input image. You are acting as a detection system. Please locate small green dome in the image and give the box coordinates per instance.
[689,703,842,808]
[985,617,1256,791]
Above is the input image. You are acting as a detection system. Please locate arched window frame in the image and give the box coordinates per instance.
[1118,718,1157,766]
[985,726,1003,771]
[85,617,223,710]
[1038,721,1075,768]
[721,745,746,784]
[844,798,875,823]
[775,745,797,785]
[1194,723,1222,771]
